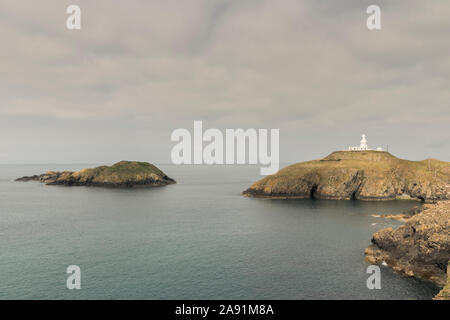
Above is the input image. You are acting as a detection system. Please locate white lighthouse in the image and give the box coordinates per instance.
[348,134,383,151]
[359,134,368,150]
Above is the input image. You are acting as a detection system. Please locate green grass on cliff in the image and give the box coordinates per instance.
[72,161,167,182]
[104,161,165,177]
[280,151,449,178]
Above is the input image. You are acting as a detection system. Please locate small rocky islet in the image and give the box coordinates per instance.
[15,161,176,188]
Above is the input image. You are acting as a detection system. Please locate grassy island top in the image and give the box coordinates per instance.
[281,151,450,175]
[73,161,167,180]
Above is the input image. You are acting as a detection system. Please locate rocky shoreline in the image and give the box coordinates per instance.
[16,161,176,188]
[365,201,449,299]
[244,151,450,202]
[434,263,450,300]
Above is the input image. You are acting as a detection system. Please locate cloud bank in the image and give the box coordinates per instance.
[0,0,449,163]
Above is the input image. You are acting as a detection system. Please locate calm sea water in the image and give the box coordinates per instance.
[0,164,439,299]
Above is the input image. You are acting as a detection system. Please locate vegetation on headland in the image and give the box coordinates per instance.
[243,151,450,201]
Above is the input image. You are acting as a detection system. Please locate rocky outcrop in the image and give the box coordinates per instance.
[374,205,426,221]
[243,151,450,201]
[16,161,176,188]
[365,201,449,289]
[434,263,450,300]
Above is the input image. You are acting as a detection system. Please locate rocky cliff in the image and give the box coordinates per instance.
[434,263,450,300]
[365,201,449,291]
[16,161,176,188]
[243,151,450,201]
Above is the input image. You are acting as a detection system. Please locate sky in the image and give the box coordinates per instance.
[0,0,449,164]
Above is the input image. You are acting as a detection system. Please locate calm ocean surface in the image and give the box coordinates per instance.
[0,164,439,299]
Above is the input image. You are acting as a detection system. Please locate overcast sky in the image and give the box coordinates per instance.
[0,0,449,164]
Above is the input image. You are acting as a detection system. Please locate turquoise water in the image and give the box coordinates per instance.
[0,164,439,299]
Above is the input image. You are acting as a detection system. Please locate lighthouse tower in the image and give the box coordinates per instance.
[348,134,382,151]
[359,134,368,150]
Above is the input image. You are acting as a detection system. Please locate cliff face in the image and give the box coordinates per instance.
[365,201,449,288]
[16,161,176,188]
[243,151,450,201]
[434,263,450,300]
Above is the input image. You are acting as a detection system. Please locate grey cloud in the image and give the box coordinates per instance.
[0,0,449,163]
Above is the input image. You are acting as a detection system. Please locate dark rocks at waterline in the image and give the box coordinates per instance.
[365,201,450,289]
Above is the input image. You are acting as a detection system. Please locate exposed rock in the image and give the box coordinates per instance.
[434,263,450,300]
[376,205,427,221]
[16,161,176,188]
[376,214,408,222]
[364,201,449,289]
[243,151,450,201]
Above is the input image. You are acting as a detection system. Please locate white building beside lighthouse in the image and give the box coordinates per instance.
[348,134,383,151]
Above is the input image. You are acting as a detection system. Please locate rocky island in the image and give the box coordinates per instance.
[16,161,176,188]
[243,151,450,201]
[365,201,449,299]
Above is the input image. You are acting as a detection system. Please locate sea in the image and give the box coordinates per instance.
[0,164,439,299]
